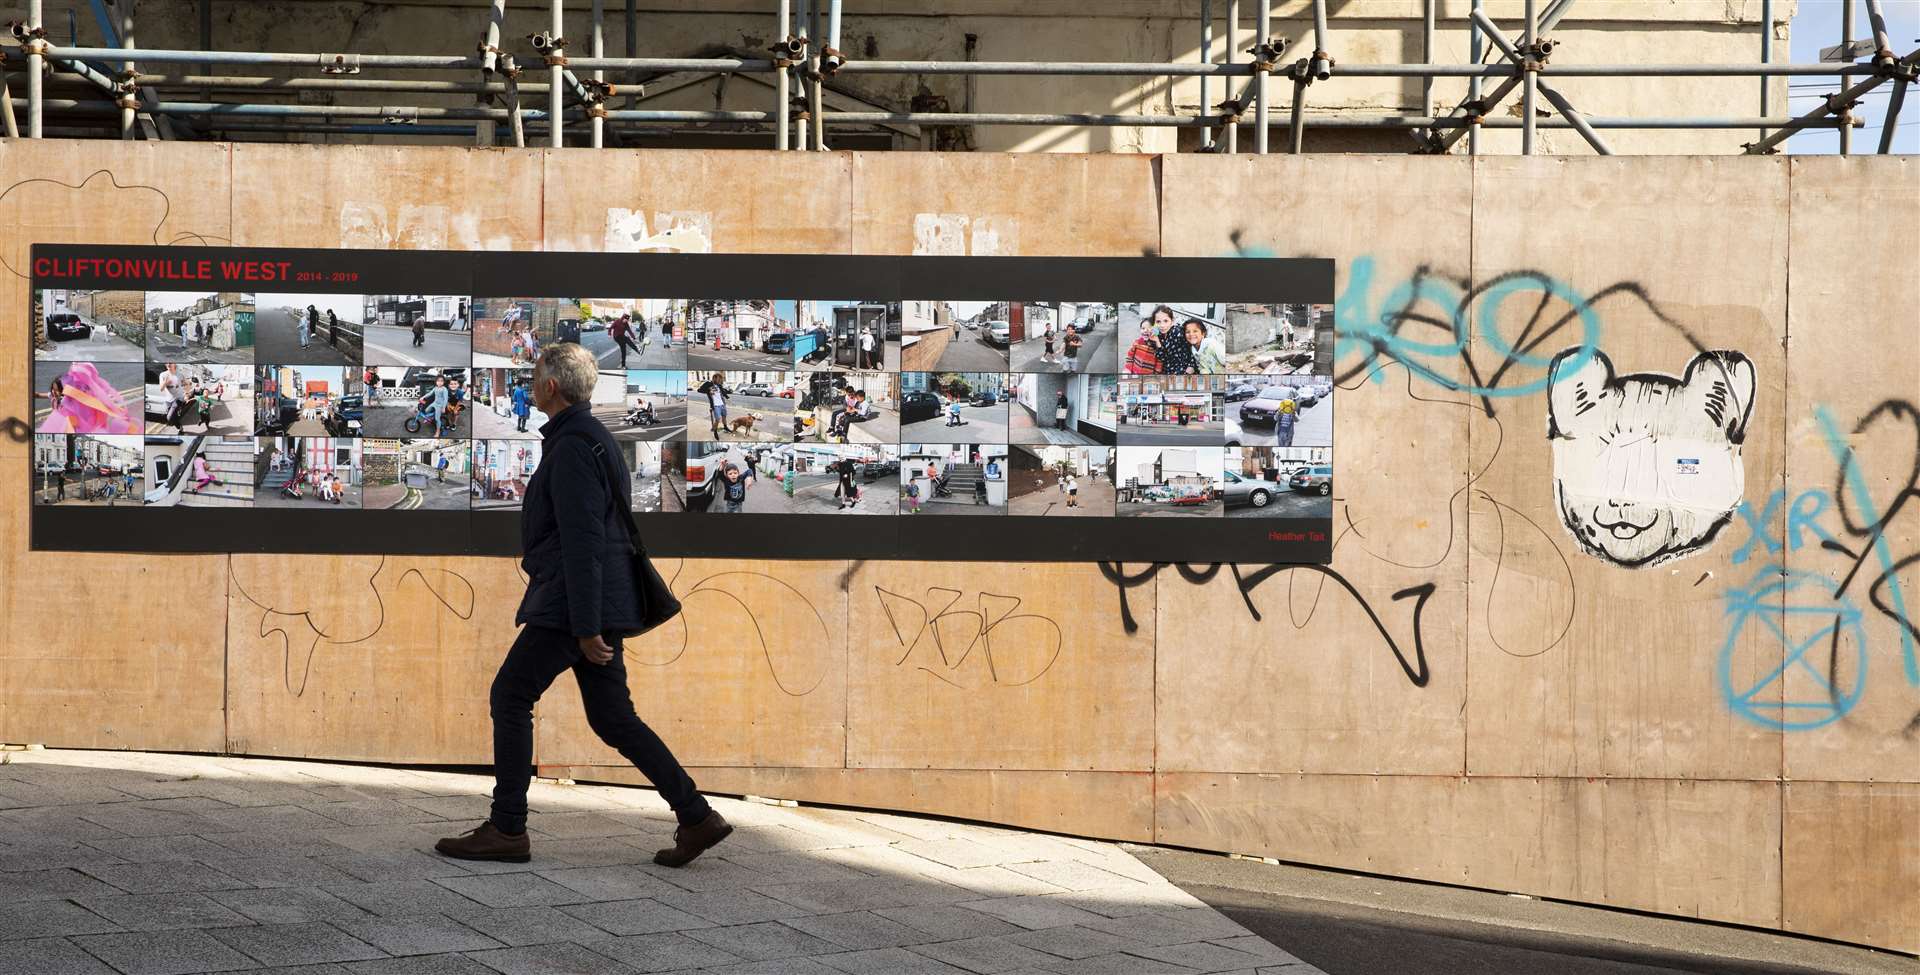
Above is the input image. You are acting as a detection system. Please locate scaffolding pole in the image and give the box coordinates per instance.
[1200,0,1212,150]
[27,0,42,138]
[549,0,563,148]
[1841,0,1854,154]
[590,0,604,147]
[1254,0,1269,153]
[1744,55,1909,153]
[476,0,506,145]
[1880,76,1908,154]
[1759,0,1771,143]
[118,0,134,139]
[1467,0,1483,154]
[776,0,790,150]
[1225,0,1239,152]
[1522,0,1537,154]
[1536,80,1610,154]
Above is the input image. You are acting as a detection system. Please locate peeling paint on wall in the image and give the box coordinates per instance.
[912,213,1020,256]
[604,208,714,254]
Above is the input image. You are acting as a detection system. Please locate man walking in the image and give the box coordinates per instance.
[436,343,729,867]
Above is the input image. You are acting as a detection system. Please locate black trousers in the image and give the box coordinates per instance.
[489,624,710,832]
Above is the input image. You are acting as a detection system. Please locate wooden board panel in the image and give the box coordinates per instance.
[845,561,1154,772]
[1782,780,1920,951]
[1157,155,1476,778]
[224,554,521,763]
[1780,157,1920,784]
[229,144,544,249]
[1465,156,1789,780]
[850,152,1158,256]
[562,764,1153,842]
[1156,771,1782,929]
[536,558,849,770]
[543,149,852,255]
[0,140,234,753]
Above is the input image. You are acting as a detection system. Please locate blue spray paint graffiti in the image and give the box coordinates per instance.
[1717,402,1920,730]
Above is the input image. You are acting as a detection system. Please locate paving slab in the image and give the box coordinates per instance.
[0,750,1285,975]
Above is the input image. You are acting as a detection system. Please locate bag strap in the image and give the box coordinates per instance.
[562,431,641,555]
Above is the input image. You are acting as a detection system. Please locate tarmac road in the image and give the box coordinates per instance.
[1225,489,1330,519]
[687,343,794,373]
[684,391,793,442]
[1119,421,1227,446]
[900,403,1009,444]
[935,327,1012,371]
[255,306,363,365]
[363,323,471,367]
[579,329,686,371]
[1119,499,1223,517]
[1228,398,1334,448]
[1010,322,1116,373]
[597,401,688,442]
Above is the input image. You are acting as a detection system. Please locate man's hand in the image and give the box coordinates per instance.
[578,634,615,666]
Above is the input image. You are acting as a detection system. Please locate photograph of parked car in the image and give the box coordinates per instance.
[1223,447,1330,519]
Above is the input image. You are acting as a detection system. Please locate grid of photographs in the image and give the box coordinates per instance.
[31,287,1333,519]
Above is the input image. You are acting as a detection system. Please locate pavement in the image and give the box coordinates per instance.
[794,407,900,445]
[146,335,254,366]
[579,331,686,372]
[1010,325,1115,374]
[475,409,547,441]
[0,748,1324,975]
[1117,421,1226,447]
[631,477,663,513]
[147,398,251,438]
[682,395,793,444]
[597,403,688,444]
[1226,401,1332,450]
[254,485,364,509]
[256,307,363,366]
[1118,499,1222,517]
[900,405,1009,445]
[365,403,473,440]
[1224,492,1330,519]
[1130,847,1910,975]
[933,329,1012,372]
[1009,406,1102,447]
[38,330,145,363]
[687,346,794,374]
[364,325,472,368]
[1008,477,1117,517]
[365,478,471,511]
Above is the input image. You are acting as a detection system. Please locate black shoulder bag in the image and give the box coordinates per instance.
[567,432,682,638]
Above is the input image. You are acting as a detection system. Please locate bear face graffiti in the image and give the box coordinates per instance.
[1546,347,1756,568]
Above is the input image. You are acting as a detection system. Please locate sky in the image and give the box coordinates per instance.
[1787,0,1919,153]
[255,293,367,322]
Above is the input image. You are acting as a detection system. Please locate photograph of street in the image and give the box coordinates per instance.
[791,299,898,373]
[253,437,362,509]
[32,435,143,506]
[143,435,254,507]
[1009,372,1118,446]
[361,366,469,439]
[920,301,1010,372]
[254,366,363,437]
[1008,446,1115,517]
[144,363,252,437]
[660,441,686,512]
[793,371,900,444]
[577,298,684,372]
[1117,375,1227,445]
[686,299,797,374]
[1223,447,1332,519]
[34,289,147,362]
[897,372,1008,444]
[1009,301,1119,373]
[471,367,545,439]
[472,439,541,510]
[683,371,794,443]
[597,369,687,443]
[681,442,898,514]
[143,290,255,365]
[360,294,470,367]
[630,441,663,512]
[471,296,557,368]
[1115,446,1224,517]
[33,360,142,434]
[1226,377,1333,448]
[362,439,470,510]
[900,443,1008,515]
[252,293,364,366]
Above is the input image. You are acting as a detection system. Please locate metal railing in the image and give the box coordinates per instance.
[3,0,1914,154]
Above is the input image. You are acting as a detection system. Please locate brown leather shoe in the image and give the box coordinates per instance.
[653,810,732,868]
[434,821,531,863]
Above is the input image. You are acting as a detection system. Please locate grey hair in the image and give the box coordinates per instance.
[535,342,597,404]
